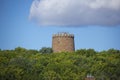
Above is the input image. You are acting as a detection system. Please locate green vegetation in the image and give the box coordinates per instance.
[39,47,53,54]
[0,47,120,80]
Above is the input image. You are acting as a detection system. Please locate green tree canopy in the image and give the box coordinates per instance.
[39,47,53,54]
[0,48,120,80]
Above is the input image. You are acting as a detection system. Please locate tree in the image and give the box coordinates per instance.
[14,47,27,53]
[76,49,96,57]
[107,49,120,54]
[27,49,38,54]
[39,47,53,54]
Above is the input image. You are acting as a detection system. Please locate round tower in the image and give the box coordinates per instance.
[52,32,75,53]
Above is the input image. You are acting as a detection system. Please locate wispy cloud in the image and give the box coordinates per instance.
[29,0,120,26]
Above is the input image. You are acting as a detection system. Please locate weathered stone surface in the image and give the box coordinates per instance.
[52,32,75,53]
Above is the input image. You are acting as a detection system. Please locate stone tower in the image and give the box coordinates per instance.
[52,32,75,53]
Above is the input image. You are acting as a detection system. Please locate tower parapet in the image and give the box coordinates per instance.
[52,32,75,53]
[53,32,74,38]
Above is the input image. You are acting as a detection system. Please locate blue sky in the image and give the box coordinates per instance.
[0,0,120,51]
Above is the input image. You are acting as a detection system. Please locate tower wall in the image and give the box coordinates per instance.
[52,32,75,53]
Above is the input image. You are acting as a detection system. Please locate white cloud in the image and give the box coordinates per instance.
[29,0,120,26]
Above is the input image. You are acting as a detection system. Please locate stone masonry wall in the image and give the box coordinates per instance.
[52,33,75,53]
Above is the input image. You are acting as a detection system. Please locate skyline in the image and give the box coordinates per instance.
[0,0,120,51]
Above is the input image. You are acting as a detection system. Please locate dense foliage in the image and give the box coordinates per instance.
[0,47,120,80]
[39,47,53,54]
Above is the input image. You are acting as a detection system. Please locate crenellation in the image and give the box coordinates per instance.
[53,32,74,38]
